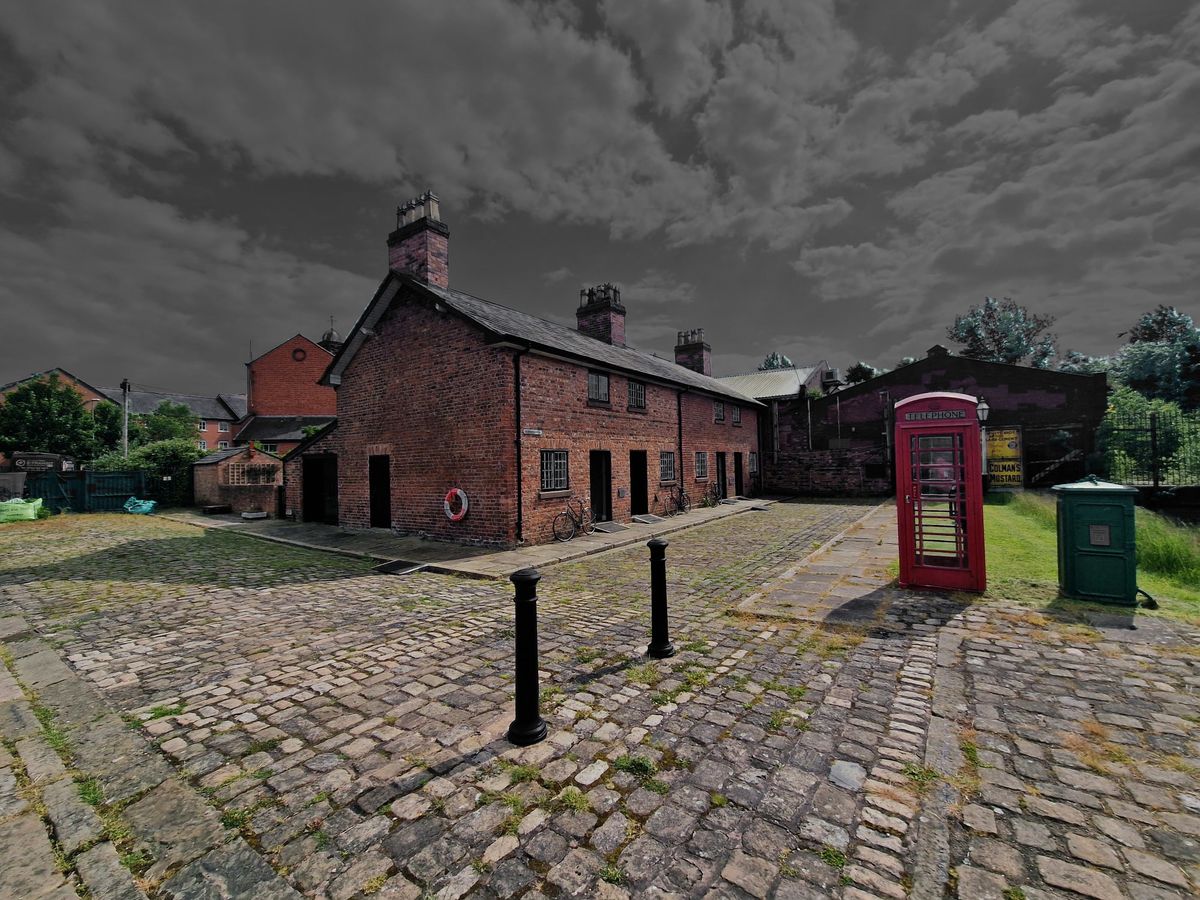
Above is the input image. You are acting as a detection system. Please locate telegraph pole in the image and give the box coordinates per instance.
[121,378,130,458]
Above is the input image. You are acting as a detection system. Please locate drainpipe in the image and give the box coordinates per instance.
[676,390,684,482]
[514,346,530,544]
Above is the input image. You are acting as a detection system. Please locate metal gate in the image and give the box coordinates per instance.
[25,471,147,513]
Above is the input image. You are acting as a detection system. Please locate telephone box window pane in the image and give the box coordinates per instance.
[910,432,968,569]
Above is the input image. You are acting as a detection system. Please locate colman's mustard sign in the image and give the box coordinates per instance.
[987,428,1023,487]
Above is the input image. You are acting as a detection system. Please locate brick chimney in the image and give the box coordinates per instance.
[674,328,711,376]
[387,191,449,288]
[576,283,626,346]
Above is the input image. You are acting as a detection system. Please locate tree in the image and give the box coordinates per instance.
[1056,350,1109,375]
[893,356,917,370]
[91,438,206,507]
[947,296,1057,368]
[142,401,197,443]
[0,374,98,458]
[759,351,794,371]
[845,362,878,384]
[1122,305,1196,344]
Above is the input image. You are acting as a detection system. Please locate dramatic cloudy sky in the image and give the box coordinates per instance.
[1,1,1198,395]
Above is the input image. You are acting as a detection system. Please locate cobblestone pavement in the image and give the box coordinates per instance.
[2,503,1198,900]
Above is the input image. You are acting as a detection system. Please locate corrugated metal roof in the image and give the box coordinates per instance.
[419,280,760,405]
[716,367,816,400]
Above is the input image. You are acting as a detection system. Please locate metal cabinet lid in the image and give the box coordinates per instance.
[1050,475,1137,494]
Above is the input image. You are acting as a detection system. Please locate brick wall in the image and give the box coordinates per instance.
[247,336,336,417]
[387,220,449,289]
[575,305,626,347]
[764,445,891,496]
[194,458,282,514]
[194,418,236,451]
[290,294,516,544]
[679,393,759,496]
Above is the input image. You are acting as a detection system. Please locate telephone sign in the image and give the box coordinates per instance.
[894,393,987,592]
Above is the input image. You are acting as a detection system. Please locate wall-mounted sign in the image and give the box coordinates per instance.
[522,428,543,436]
[904,410,966,421]
[986,427,1023,487]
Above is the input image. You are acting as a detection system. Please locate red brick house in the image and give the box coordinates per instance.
[233,334,338,455]
[284,193,760,545]
[1,369,110,412]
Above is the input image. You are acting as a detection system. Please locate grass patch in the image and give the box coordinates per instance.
[244,737,280,755]
[76,777,104,807]
[625,662,662,686]
[31,701,71,756]
[818,846,847,868]
[574,647,603,664]
[644,778,669,795]
[553,786,588,812]
[710,792,727,807]
[903,763,940,793]
[503,762,540,785]
[984,492,1200,620]
[146,703,186,720]
[681,640,709,653]
[613,755,657,780]
[599,864,625,885]
[119,847,153,876]
[1002,888,1026,900]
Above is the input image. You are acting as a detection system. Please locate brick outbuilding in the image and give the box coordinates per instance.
[285,193,761,546]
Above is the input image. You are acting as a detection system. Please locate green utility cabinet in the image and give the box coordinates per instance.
[1051,476,1138,605]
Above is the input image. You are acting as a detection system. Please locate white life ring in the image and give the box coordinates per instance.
[444,488,468,522]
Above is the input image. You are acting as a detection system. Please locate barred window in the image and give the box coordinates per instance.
[732,405,741,424]
[713,401,725,422]
[750,451,758,473]
[659,451,676,483]
[226,463,278,486]
[627,380,646,410]
[540,450,569,492]
[587,371,609,403]
[694,452,708,479]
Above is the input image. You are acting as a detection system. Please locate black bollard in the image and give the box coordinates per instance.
[507,567,548,746]
[647,538,676,659]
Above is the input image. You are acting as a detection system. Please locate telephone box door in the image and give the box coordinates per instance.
[895,393,986,592]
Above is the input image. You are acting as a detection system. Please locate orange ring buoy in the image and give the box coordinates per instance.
[444,488,468,522]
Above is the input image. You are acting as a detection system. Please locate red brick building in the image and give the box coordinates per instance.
[285,193,760,545]
[234,333,338,455]
[1,369,110,412]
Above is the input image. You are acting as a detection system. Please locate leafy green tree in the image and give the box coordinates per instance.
[1109,338,1200,410]
[142,401,197,443]
[845,362,878,384]
[91,438,205,507]
[947,296,1057,367]
[0,374,98,458]
[1122,305,1196,344]
[759,351,794,371]
[893,356,917,370]
[1056,349,1109,375]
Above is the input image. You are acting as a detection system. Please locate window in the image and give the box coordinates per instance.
[226,462,278,486]
[713,401,725,422]
[540,450,569,492]
[694,452,708,479]
[627,380,646,410]
[587,371,610,403]
[218,441,230,450]
[261,443,279,454]
[198,440,207,450]
[732,405,741,424]
[218,421,230,433]
[659,451,676,483]
[750,452,758,474]
[197,419,207,431]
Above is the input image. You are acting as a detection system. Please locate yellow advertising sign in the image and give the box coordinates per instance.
[987,428,1023,487]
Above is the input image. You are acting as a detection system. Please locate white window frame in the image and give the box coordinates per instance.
[217,441,230,450]
[218,421,230,432]
[197,419,207,431]
[659,451,676,483]
[713,401,724,422]
[694,451,708,480]
[260,443,278,454]
[198,440,207,450]
[540,449,569,492]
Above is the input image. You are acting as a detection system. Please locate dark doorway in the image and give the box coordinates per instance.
[715,452,727,500]
[629,450,648,516]
[734,452,744,497]
[302,455,339,524]
[590,450,612,522]
[368,455,391,528]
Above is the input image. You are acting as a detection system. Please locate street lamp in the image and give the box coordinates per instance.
[976,398,991,492]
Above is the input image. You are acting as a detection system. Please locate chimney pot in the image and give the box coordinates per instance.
[674,327,712,377]
[576,282,626,346]
[387,189,450,288]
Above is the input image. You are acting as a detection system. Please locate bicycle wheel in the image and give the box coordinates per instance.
[678,491,691,513]
[580,508,596,535]
[552,512,576,542]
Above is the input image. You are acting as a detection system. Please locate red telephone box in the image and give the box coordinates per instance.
[895,392,986,592]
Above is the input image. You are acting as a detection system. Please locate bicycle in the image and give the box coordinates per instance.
[667,485,691,516]
[698,480,722,508]
[552,495,595,542]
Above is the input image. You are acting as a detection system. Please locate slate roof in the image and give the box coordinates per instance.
[325,272,760,405]
[100,388,240,420]
[236,416,335,443]
[218,393,248,418]
[193,446,282,466]
[717,367,819,401]
[0,368,111,399]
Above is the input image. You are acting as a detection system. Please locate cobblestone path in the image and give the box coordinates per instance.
[2,503,1198,899]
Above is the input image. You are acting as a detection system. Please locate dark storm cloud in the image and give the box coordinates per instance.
[0,0,1197,393]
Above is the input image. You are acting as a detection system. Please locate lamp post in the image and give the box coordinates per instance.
[976,398,991,492]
